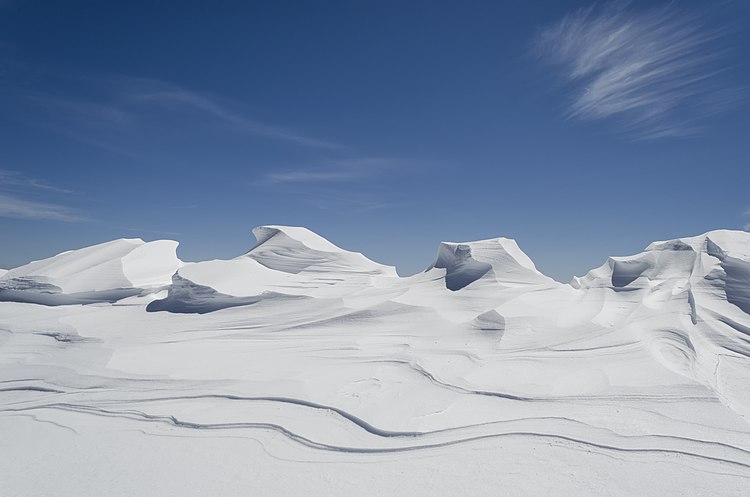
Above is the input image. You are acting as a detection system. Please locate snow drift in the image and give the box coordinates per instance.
[146,225,398,313]
[2,226,750,497]
[0,238,181,305]
[429,237,552,290]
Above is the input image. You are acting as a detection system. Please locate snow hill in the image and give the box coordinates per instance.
[1,226,750,497]
[147,226,397,313]
[0,238,181,305]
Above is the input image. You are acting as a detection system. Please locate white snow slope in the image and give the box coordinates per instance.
[1,226,750,496]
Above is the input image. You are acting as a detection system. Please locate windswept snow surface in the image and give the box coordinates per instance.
[0,238,181,305]
[2,226,750,496]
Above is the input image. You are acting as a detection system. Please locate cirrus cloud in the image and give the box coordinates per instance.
[0,169,84,222]
[0,193,83,222]
[534,2,744,139]
[261,158,401,184]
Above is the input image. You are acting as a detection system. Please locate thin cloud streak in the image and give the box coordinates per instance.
[0,169,74,194]
[259,158,409,211]
[293,188,405,212]
[28,94,132,126]
[534,2,743,139]
[123,78,345,150]
[262,158,400,184]
[0,169,84,221]
[0,193,83,222]
[24,78,345,152]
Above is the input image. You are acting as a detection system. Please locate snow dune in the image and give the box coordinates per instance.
[1,226,750,496]
[430,237,551,290]
[0,238,181,305]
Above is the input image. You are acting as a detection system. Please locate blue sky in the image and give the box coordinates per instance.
[1,0,748,281]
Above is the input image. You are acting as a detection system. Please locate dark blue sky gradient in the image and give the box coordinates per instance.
[1,0,748,281]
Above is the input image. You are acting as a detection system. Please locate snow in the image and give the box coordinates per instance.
[430,237,550,290]
[0,238,181,304]
[1,225,750,496]
[246,225,397,276]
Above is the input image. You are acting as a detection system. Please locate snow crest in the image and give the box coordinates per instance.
[430,237,550,290]
[2,226,750,496]
[0,238,182,304]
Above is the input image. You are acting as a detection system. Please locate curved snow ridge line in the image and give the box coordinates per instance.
[364,359,717,403]
[119,394,423,438]
[74,395,613,437]
[5,390,726,441]
[386,359,531,401]
[78,394,750,453]
[0,386,65,394]
[713,315,750,346]
[9,412,80,434]
[105,397,612,437]
[545,340,642,354]
[281,305,418,332]
[9,391,738,458]
[9,403,750,470]
[1,389,570,438]
[2,394,414,438]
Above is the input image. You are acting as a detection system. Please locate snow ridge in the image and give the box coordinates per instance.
[0,238,181,305]
[2,226,750,496]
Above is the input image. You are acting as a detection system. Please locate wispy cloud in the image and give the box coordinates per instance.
[258,157,411,211]
[0,193,83,222]
[121,78,345,150]
[0,169,83,221]
[0,169,74,194]
[26,78,345,152]
[293,188,405,212]
[262,158,398,184]
[29,95,132,126]
[19,92,147,158]
[533,2,744,139]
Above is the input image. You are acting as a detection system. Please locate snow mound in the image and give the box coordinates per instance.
[573,230,750,307]
[246,225,396,276]
[429,237,551,290]
[471,309,506,334]
[702,231,750,315]
[0,238,182,305]
[569,230,750,417]
[3,227,750,496]
[147,226,399,312]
